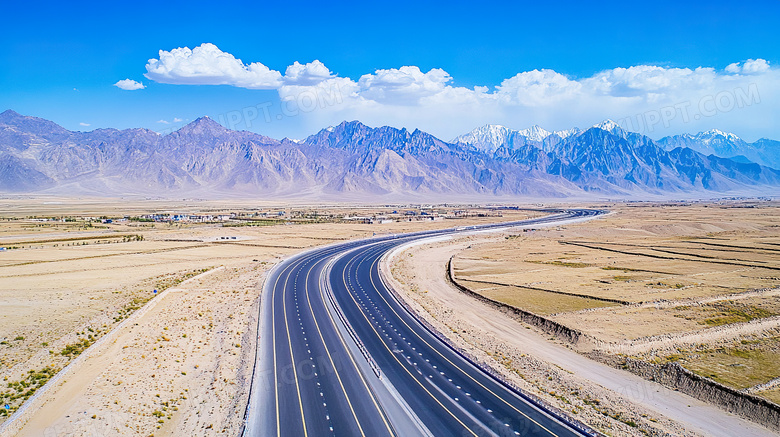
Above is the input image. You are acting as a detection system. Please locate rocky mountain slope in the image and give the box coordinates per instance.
[1,110,778,199]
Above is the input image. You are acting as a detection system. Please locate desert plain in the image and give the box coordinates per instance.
[0,196,778,437]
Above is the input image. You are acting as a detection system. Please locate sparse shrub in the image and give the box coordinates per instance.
[60,338,92,357]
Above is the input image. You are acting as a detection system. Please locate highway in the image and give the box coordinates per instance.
[244,209,605,437]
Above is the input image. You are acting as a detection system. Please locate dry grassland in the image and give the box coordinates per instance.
[450,201,780,404]
[654,329,780,390]
[763,388,780,405]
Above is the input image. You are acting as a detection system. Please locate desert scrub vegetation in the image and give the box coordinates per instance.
[652,333,780,391]
[112,268,212,324]
[60,338,93,358]
[222,219,279,227]
[3,234,144,247]
[57,325,109,358]
[701,304,776,326]
[153,268,211,291]
[61,336,94,358]
[0,366,59,415]
[113,296,150,323]
[612,275,633,282]
[525,259,592,268]
[601,266,642,272]
[151,392,188,429]
[669,302,777,327]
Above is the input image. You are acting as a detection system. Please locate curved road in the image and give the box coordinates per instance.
[245,209,604,437]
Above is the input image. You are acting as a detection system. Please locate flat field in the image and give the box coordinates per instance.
[449,202,780,402]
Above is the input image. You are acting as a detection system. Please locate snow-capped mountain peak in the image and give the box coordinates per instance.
[697,129,743,144]
[452,124,512,152]
[592,119,624,136]
[656,128,780,168]
[455,124,509,141]
[553,128,581,139]
[453,123,559,152]
[516,125,551,142]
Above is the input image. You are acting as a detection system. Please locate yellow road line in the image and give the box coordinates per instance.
[282,259,308,437]
[302,259,368,436]
[270,256,311,436]
[269,262,288,437]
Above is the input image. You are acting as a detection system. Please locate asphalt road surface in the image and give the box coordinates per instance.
[245,209,604,437]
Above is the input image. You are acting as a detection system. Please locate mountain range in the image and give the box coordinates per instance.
[657,130,780,169]
[1,109,778,200]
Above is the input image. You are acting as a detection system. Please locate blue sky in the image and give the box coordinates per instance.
[3,0,779,141]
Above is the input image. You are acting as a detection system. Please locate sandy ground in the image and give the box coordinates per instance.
[383,207,779,437]
[9,263,262,437]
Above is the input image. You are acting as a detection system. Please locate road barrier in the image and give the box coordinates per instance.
[321,256,382,378]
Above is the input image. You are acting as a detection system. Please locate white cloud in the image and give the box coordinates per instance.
[282,59,779,141]
[582,65,714,98]
[144,43,282,89]
[114,79,145,90]
[79,122,90,127]
[725,58,771,75]
[357,66,452,104]
[283,60,333,85]
[142,45,779,140]
[157,119,170,124]
[173,117,183,123]
[496,69,581,105]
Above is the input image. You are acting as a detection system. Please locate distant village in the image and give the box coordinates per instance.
[18,205,508,226]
